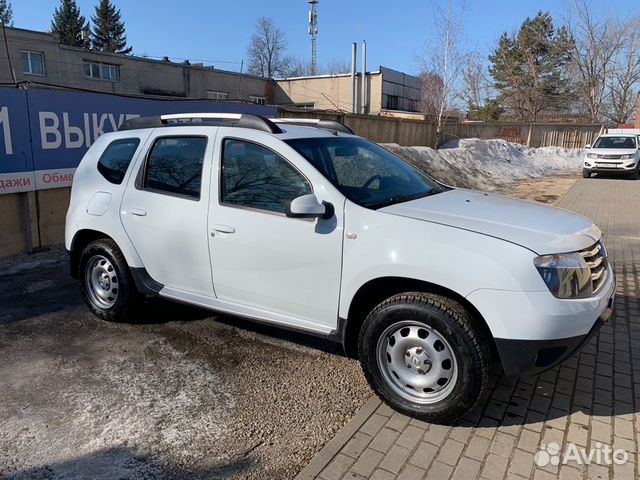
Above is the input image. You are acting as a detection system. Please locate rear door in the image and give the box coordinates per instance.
[121,126,216,296]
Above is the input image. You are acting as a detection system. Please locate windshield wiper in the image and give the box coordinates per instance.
[365,190,439,210]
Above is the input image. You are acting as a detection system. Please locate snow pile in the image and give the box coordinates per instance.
[383,138,584,191]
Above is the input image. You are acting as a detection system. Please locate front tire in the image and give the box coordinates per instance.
[583,170,591,178]
[358,292,490,424]
[78,239,140,322]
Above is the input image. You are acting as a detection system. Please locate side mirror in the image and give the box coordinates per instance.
[286,194,333,219]
[585,144,591,149]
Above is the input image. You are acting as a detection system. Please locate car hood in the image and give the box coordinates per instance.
[379,189,600,255]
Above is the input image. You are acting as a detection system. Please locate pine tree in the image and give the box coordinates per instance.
[489,11,574,121]
[51,0,89,48]
[0,0,13,26]
[91,0,132,54]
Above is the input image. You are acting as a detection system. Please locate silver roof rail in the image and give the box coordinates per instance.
[119,113,283,134]
[273,118,354,134]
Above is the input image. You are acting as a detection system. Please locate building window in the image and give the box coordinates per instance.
[21,51,45,76]
[207,91,229,100]
[83,61,120,81]
[386,95,399,110]
[293,103,315,109]
[250,95,266,105]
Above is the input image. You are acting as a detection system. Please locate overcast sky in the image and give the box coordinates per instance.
[12,0,640,75]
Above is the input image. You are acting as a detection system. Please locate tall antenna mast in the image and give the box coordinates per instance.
[308,0,319,75]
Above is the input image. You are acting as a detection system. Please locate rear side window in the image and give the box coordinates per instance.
[143,136,207,199]
[97,138,140,184]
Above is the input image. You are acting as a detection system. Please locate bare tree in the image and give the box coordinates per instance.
[605,17,640,124]
[459,53,494,117]
[567,0,624,122]
[247,16,290,78]
[420,0,467,148]
[419,71,445,116]
[325,58,351,75]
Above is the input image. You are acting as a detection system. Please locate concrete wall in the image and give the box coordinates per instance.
[1,26,271,102]
[1,188,70,258]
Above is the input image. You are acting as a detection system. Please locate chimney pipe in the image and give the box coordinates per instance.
[351,42,357,114]
[361,40,367,115]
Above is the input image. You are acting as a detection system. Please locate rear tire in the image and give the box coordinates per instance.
[358,292,490,424]
[78,239,140,322]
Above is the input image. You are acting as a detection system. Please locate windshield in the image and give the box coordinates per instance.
[593,136,636,149]
[286,136,443,209]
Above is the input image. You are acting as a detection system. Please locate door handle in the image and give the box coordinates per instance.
[127,208,147,217]
[211,224,236,234]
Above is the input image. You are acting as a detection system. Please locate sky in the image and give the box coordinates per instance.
[10,0,640,76]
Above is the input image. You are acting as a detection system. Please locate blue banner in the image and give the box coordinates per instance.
[0,88,277,193]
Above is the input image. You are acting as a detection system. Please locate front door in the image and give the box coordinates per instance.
[208,130,344,332]
[121,127,215,296]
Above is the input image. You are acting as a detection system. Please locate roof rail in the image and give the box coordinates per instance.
[119,113,283,134]
[272,118,354,134]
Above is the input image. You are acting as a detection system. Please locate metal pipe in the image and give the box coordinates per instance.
[361,40,367,115]
[351,42,357,114]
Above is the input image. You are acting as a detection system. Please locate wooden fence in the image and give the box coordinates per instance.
[277,109,605,149]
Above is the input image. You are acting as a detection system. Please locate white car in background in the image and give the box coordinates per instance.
[66,113,615,423]
[583,133,640,179]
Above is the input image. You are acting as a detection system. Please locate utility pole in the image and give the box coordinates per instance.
[308,0,319,75]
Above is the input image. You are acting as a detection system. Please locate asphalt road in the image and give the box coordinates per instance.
[0,250,371,479]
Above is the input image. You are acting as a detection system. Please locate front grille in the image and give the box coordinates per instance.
[599,154,622,160]
[578,241,608,294]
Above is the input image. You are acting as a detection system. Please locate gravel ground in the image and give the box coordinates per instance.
[0,175,577,479]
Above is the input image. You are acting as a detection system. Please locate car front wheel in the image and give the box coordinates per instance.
[79,239,139,322]
[583,170,591,178]
[358,292,490,424]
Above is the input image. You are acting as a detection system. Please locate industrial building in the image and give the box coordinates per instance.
[1,26,422,116]
[1,26,272,103]
[275,66,422,115]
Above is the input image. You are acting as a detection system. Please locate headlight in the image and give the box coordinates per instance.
[586,153,598,159]
[534,253,592,299]
[620,153,635,159]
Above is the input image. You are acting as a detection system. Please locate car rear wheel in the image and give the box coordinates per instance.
[358,292,490,424]
[79,239,140,322]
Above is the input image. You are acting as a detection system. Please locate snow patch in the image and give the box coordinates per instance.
[383,138,584,191]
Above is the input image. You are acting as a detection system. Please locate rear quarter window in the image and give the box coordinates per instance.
[97,138,141,184]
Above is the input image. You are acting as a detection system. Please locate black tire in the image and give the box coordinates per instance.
[78,238,140,322]
[358,292,490,424]
[583,170,591,178]
[629,167,639,180]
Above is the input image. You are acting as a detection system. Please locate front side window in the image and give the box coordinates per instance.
[593,136,636,149]
[221,139,311,213]
[143,137,207,199]
[286,137,442,209]
[21,51,45,75]
[97,138,140,184]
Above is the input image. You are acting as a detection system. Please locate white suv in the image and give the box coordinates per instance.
[66,113,615,423]
[583,133,640,179]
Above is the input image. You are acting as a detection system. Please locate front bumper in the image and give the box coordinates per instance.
[494,295,613,376]
[468,266,616,376]
[584,160,638,173]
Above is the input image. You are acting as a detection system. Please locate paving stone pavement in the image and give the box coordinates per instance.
[296,177,640,480]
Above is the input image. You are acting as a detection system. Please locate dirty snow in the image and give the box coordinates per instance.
[383,138,584,191]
